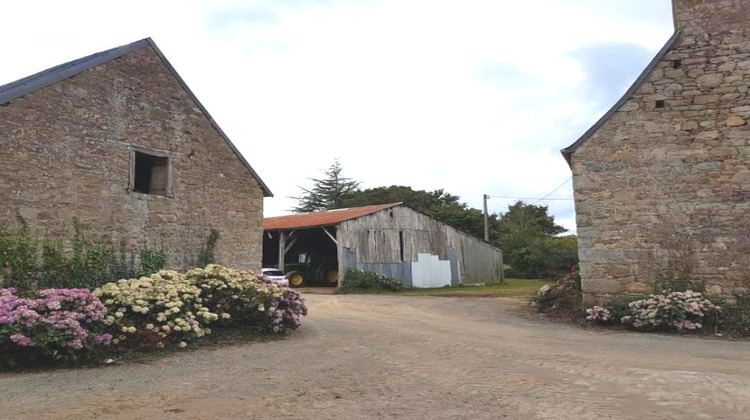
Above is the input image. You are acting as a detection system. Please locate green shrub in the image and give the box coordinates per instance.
[197,229,220,267]
[0,226,37,294]
[653,270,705,293]
[1,223,167,292]
[530,269,582,314]
[38,233,125,290]
[106,239,138,282]
[340,269,402,293]
[605,295,646,321]
[504,235,578,279]
[705,294,750,337]
[138,247,166,277]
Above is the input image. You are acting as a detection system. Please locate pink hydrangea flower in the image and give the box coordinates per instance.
[10,333,31,347]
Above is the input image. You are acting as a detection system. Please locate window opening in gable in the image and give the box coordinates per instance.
[672,59,682,69]
[133,151,169,195]
[655,100,665,109]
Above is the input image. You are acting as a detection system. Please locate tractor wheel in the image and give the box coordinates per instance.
[287,271,305,288]
[319,267,339,286]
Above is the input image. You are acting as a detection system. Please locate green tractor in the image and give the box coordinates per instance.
[284,251,339,288]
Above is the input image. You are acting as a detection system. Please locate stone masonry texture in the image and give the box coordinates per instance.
[0,45,265,272]
[569,0,750,302]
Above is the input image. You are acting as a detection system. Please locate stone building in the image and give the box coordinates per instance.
[562,0,750,302]
[0,38,272,270]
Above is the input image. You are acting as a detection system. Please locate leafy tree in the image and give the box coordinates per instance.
[497,202,576,278]
[497,201,567,237]
[343,185,461,209]
[292,160,361,213]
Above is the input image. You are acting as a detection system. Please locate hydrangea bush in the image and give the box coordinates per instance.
[94,265,308,349]
[620,290,720,331]
[530,269,582,314]
[94,270,218,349]
[0,287,111,366]
[585,306,612,324]
[187,265,308,333]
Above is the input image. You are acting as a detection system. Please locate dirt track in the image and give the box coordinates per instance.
[1,294,749,419]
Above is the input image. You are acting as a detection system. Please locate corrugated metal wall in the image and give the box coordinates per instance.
[337,206,503,285]
[446,228,504,285]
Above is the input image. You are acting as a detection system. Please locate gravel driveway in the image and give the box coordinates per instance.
[1,294,749,419]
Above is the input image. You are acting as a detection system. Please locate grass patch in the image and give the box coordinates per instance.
[392,279,551,298]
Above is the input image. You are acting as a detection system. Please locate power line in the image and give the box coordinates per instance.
[487,196,573,201]
[485,177,574,204]
[532,177,573,205]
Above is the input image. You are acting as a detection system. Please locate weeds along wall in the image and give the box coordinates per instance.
[0,222,177,292]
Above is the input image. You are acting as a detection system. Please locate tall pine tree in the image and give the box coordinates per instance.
[292,160,361,213]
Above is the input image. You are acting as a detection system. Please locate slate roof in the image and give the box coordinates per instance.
[262,203,402,230]
[0,38,273,197]
[560,30,682,165]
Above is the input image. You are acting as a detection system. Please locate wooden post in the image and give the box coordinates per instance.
[278,231,286,272]
[483,194,490,242]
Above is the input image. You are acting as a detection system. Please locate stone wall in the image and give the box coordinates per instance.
[0,46,265,271]
[570,0,750,302]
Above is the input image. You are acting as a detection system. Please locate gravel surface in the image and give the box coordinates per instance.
[1,294,749,419]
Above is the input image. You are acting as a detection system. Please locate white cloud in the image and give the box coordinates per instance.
[0,0,676,234]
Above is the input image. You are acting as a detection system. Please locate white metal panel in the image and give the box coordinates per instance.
[411,253,451,288]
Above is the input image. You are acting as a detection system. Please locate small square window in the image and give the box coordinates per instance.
[655,100,666,109]
[133,151,169,195]
[672,59,682,69]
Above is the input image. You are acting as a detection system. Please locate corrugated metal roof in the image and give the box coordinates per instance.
[262,203,402,230]
[0,37,273,197]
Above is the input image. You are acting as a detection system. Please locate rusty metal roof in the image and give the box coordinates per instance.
[262,203,402,230]
[0,38,273,197]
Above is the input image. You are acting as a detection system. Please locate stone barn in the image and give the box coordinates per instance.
[0,38,272,270]
[262,203,504,288]
[562,0,750,302]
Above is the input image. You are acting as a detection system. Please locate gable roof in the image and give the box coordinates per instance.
[0,38,273,197]
[262,203,402,230]
[560,30,682,166]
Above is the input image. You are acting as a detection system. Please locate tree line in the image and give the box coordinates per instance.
[292,161,578,279]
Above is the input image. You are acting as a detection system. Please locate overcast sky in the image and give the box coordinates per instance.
[0,1,676,233]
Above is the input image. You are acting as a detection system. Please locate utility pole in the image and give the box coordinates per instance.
[483,194,490,242]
